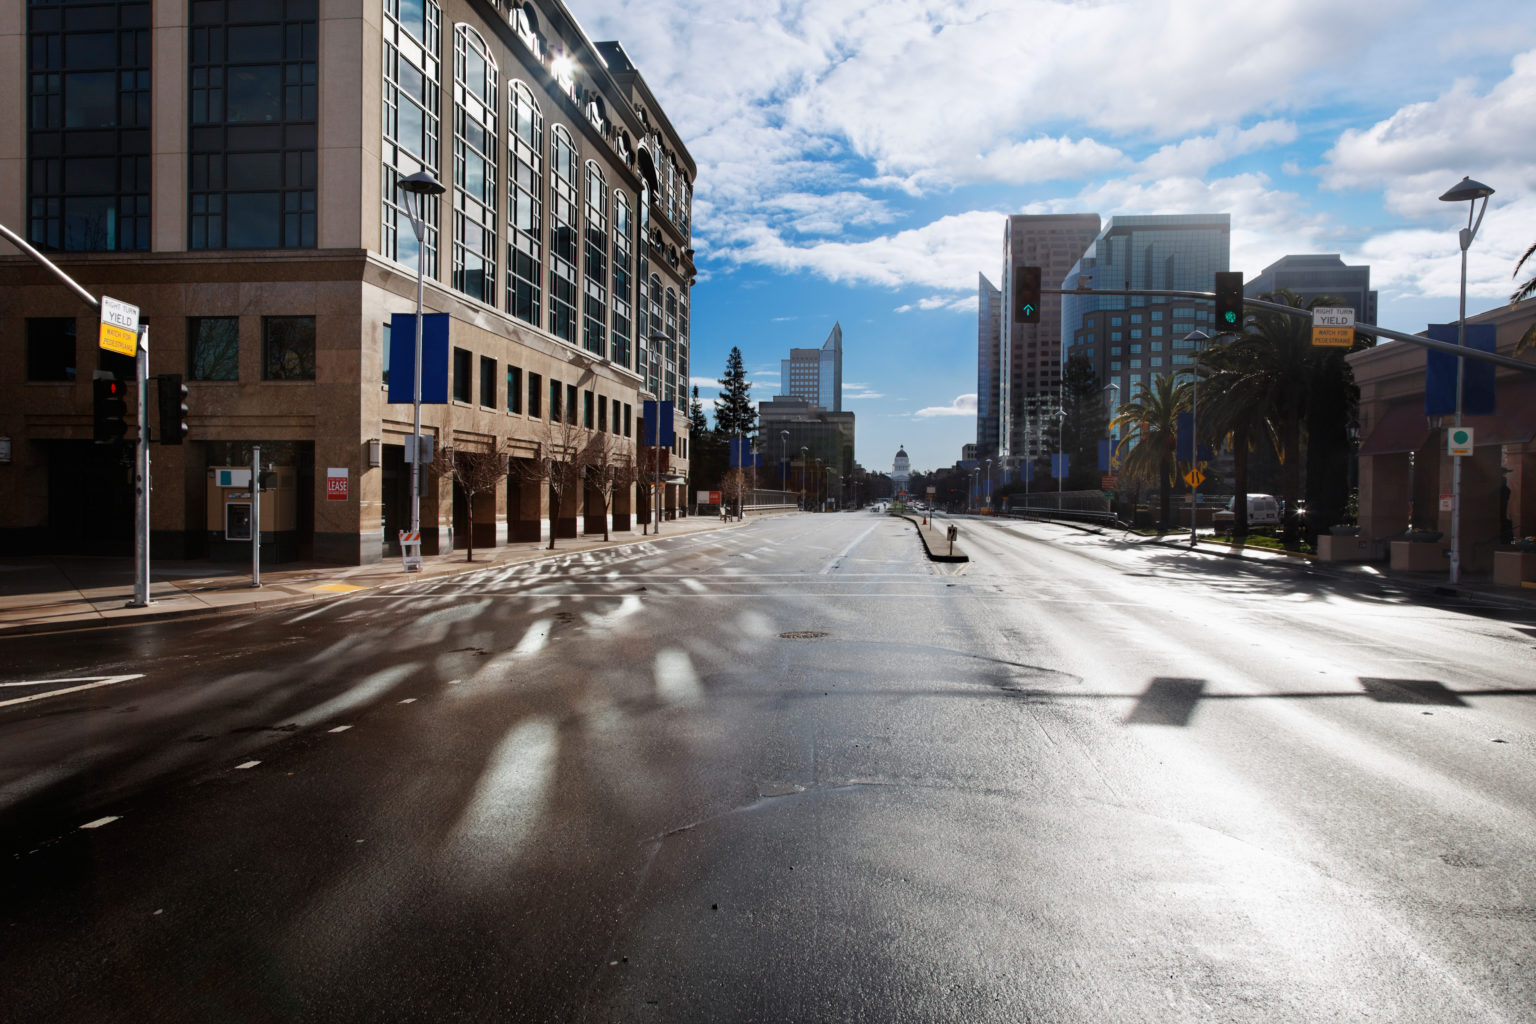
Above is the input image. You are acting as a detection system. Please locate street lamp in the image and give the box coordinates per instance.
[815,458,823,511]
[1056,407,1068,508]
[780,430,789,494]
[984,457,992,511]
[1438,175,1495,585]
[800,446,808,509]
[396,169,445,570]
[1184,329,1212,545]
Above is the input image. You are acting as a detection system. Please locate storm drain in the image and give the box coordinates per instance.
[778,631,829,640]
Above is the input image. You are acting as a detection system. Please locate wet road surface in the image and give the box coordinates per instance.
[2,514,1534,1022]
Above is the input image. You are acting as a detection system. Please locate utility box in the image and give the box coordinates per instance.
[207,465,299,562]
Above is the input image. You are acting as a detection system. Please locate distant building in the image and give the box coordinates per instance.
[780,323,843,411]
[1246,255,1377,325]
[999,214,1101,478]
[891,446,912,494]
[976,274,1002,461]
[1063,214,1231,415]
[758,396,855,504]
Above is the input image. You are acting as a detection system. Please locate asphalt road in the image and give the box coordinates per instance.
[2,513,1534,1023]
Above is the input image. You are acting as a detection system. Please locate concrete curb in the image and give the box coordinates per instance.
[897,514,969,563]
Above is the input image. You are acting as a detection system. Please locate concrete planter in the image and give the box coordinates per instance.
[1318,534,1374,562]
[1493,551,1536,588]
[1390,539,1448,571]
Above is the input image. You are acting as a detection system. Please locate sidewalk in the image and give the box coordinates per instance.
[0,513,751,635]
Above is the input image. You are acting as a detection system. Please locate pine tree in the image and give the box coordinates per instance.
[688,385,710,436]
[714,347,757,439]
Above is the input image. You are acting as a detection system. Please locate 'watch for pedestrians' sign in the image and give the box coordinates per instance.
[99,295,140,357]
[1311,307,1354,348]
[1448,427,1474,456]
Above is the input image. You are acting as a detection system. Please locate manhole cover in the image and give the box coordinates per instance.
[778,631,829,640]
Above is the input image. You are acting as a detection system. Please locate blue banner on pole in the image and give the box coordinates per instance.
[1175,413,1214,463]
[1098,439,1111,472]
[1425,324,1496,416]
[729,438,760,468]
[1051,453,1069,479]
[1022,461,1035,484]
[387,313,449,405]
[641,400,675,447]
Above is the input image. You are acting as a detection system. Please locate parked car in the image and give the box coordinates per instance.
[1212,494,1281,529]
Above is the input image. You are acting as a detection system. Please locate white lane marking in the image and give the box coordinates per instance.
[822,523,881,574]
[655,648,704,707]
[0,674,144,709]
[398,698,417,704]
[235,761,261,770]
[290,664,417,729]
[513,618,554,656]
[681,577,707,593]
[328,725,352,733]
[451,717,559,859]
[80,816,120,829]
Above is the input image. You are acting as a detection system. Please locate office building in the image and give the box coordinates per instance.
[1063,214,1231,413]
[1246,255,1377,325]
[757,396,854,505]
[976,273,1001,461]
[780,322,842,411]
[999,214,1101,476]
[1,0,696,562]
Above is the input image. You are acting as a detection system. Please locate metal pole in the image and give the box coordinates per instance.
[129,327,151,607]
[251,445,261,588]
[408,193,424,572]
[1450,216,1470,584]
[1190,353,1198,546]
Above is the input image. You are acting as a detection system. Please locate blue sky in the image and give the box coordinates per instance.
[575,0,1536,473]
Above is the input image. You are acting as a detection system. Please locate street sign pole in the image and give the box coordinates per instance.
[251,445,261,588]
[129,326,151,607]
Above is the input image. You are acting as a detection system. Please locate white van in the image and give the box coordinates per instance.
[1213,494,1280,528]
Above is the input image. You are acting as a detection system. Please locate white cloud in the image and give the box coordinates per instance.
[1137,121,1298,180]
[914,394,977,419]
[896,294,978,314]
[845,382,886,400]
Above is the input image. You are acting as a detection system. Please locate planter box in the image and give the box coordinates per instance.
[1317,534,1374,562]
[1493,551,1536,588]
[1390,539,1448,572]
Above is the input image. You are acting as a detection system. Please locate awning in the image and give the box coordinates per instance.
[1359,404,1429,456]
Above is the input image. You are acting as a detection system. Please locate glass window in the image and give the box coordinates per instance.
[188,0,317,250]
[566,383,577,425]
[549,377,561,421]
[528,371,541,418]
[262,315,315,379]
[452,25,497,304]
[506,82,542,326]
[480,355,496,408]
[624,403,631,437]
[381,0,441,275]
[583,389,594,428]
[452,346,471,402]
[582,162,607,358]
[26,317,78,381]
[548,126,578,342]
[188,316,239,380]
[506,365,522,414]
[1110,316,1122,327]
[598,395,607,432]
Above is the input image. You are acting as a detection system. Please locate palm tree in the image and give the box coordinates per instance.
[1111,372,1189,531]
[1207,290,1372,544]
[1197,342,1276,538]
[1512,241,1536,354]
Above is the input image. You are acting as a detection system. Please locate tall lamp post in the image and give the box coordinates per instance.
[984,458,992,511]
[396,170,446,570]
[780,430,789,495]
[1184,330,1212,545]
[800,446,808,509]
[1439,175,1495,585]
[1056,407,1068,509]
[815,458,823,510]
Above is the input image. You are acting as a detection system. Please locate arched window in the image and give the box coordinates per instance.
[664,287,678,402]
[381,0,441,275]
[582,162,607,358]
[548,125,578,343]
[610,191,632,369]
[506,80,542,326]
[452,25,497,303]
[646,272,664,397]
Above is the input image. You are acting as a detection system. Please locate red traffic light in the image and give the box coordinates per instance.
[93,377,129,443]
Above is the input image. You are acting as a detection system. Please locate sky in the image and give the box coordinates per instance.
[573,0,1536,474]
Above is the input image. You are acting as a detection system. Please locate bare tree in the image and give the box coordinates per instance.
[583,432,636,542]
[434,446,509,561]
[514,415,593,549]
[721,466,750,520]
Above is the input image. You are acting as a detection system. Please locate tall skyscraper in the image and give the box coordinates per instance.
[999,214,1102,474]
[780,323,843,411]
[1246,255,1377,324]
[1063,214,1231,414]
[976,273,1002,461]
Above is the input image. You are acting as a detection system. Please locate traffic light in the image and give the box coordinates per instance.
[93,377,129,444]
[157,373,189,444]
[1214,271,1244,330]
[1015,265,1042,324]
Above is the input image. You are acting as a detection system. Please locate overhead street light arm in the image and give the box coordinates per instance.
[1048,287,1536,375]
